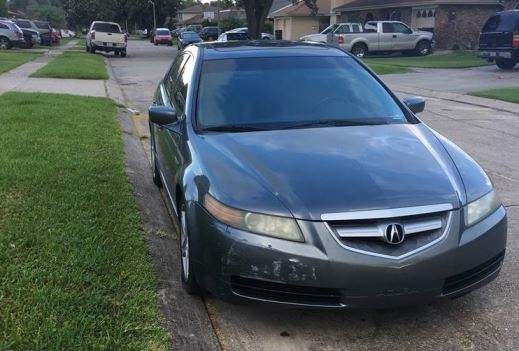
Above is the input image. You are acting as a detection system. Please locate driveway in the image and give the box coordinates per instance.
[382,64,519,94]
[110,40,519,351]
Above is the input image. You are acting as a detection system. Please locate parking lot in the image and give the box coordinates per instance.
[104,40,519,351]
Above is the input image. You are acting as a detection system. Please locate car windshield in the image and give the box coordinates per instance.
[321,24,339,34]
[197,56,407,130]
[157,30,170,35]
[93,23,121,33]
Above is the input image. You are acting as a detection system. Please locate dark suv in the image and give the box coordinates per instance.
[477,11,519,70]
[200,26,220,41]
[13,19,52,45]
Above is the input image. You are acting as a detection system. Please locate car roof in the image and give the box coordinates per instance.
[156,28,170,31]
[196,41,350,60]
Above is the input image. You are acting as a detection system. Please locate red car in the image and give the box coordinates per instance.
[154,28,173,46]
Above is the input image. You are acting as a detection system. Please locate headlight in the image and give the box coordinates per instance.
[465,190,501,227]
[204,194,304,242]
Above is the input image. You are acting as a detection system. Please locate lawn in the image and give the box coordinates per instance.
[364,51,491,73]
[0,93,169,350]
[364,61,411,75]
[469,87,519,104]
[0,51,42,74]
[31,51,108,80]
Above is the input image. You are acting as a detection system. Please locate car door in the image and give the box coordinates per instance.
[378,22,396,51]
[154,53,188,192]
[156,53,194,199]
[391,22,416,50]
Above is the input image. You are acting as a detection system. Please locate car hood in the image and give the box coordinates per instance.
[194,123,465,221]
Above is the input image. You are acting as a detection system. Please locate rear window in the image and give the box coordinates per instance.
[14,20,31,28]
[157,30,170,35]
[93,23,121,33]
[482,14,519,33]
[34,21,50,30]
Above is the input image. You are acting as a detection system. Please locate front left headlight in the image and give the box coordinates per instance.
[204,194,304,242]
[465,190,501,227]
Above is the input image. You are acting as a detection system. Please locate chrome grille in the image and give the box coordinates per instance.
[324,205,453,260]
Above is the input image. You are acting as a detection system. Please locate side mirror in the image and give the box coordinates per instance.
[149,105,177,125]
[403,96,425,114]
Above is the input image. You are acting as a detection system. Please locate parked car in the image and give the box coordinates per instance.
[20,28,41,48]
[200,26,220,41]
[171,28,185,38]
[0,19,24,49]
[228,27,272,40]
[336,21,434,58]
[186,24,202,33]
[148,41,507,308]
[154,28,173,46]
[217,31,251,42]
[13,19,52,46]
[86,21,127,57]
[477,10,519,70]
[300,22,363,42]
[177,31,202,49]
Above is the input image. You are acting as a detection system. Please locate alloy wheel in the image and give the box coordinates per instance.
[180,209,190,281]
[0,38,9,50]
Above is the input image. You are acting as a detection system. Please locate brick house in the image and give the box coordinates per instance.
[332,0,516,50]
[176,4,217,26]
[272,0,332,40]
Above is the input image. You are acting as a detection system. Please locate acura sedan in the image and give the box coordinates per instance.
[149,41,507,309]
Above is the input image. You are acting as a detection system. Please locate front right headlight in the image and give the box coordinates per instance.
[204,194,304,242]
[465,190,501,227]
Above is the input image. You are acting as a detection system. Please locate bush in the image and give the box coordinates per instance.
[219,16,246,32]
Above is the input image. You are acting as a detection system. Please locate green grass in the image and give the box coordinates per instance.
[364,51,491,72]
[0,92,169,350]
[31,51,108,80]
[469,87,519,104]
[0,51,42,74]
[364,61,411,75]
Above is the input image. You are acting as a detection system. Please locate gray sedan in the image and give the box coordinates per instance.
[148,42,507,309]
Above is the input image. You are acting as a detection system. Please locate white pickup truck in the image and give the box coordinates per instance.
[301,21,434,58]
[86,21,127,57]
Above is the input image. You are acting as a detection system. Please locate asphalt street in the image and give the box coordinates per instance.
[109,40,519,351]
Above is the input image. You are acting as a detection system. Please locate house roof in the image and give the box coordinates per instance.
[334,0,503,12]
[178,4,217,13]
[268,0,293,17]
[271,0,332,17]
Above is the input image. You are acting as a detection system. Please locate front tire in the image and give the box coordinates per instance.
[120,50,127,57]
[496,59,517,70]
[90,46,96,54]
[415,40,431,56]
[351,43,368,58]
[179,202,202,295]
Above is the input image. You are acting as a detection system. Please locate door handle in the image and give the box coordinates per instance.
[393,35,397,38]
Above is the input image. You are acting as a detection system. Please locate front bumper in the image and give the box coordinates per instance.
[189,203,507,309]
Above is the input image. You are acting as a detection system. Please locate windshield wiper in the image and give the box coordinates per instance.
[279,119,389,130]
[202,125,269,132]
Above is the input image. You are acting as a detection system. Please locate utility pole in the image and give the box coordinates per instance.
[148,0,157,31]
[217,0,220,31]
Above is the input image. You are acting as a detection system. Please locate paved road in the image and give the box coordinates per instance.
[110,40,519,351]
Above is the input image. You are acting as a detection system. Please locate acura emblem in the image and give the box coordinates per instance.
[384,224,405,245]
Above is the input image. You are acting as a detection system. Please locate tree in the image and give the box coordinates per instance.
[28,4,67,28]
[237,0,318,39]
[0,0,7,17]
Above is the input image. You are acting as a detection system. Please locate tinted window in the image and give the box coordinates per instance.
[174,56,194,111]
[352,24,361,33]
[336,25,351,34]
[482,14,519,32]
[0,23,8,29]
[393,23,410,33]
[164,55,185,100]
[322,24,338,34]
[15,20,31,28]
[183,32,200,39]
[197,57,406,129]
[157,30,170,35]
[34,21,50,30]
[226,32,249,40]
[93,23,120,33]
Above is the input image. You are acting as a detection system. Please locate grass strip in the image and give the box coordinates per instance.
[364,51,491,70]
[469,87,519,104]
[0,51,42,74]
[31,51,108,80]
[0,92,169,350]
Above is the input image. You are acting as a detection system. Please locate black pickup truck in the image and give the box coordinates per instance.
[477,11,519,70]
